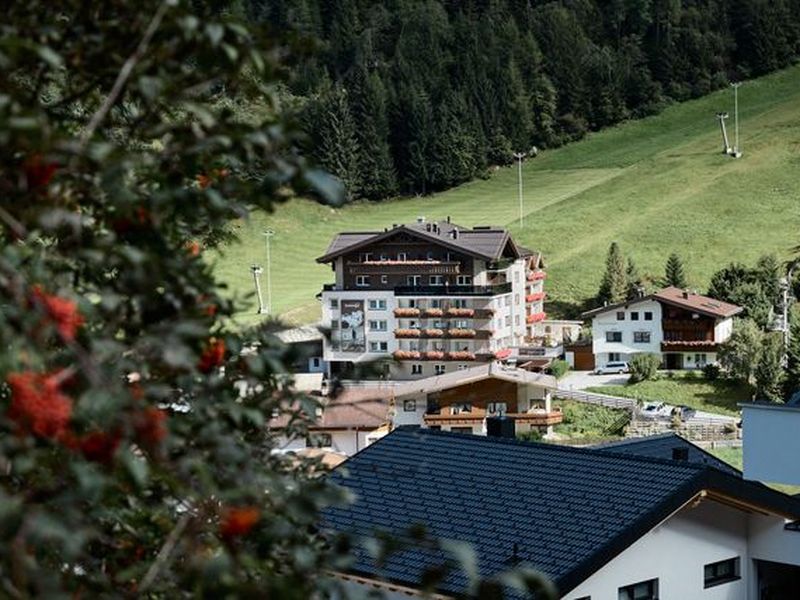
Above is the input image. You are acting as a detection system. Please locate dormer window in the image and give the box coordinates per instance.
[397,252,407,261]
[360,252,373,262]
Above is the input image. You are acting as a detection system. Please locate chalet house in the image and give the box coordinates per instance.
[582,287,743,370]
[316,217,547,380]
[325,429,800,599]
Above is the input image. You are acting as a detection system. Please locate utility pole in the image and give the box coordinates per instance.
[250,264,267,314]
[263,229,275,314]
[513,152,525,229]
[730,82,742,158]
[716,112,731,154]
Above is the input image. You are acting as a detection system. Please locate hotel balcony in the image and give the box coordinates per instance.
[395,283,512,296]
[423,408,563,427]
[394,306,495,319]
[392,350,478,361]
[347,260,461,275]
[394,328,493,340]
[526,292,546,303]
[527,271,547,282]
[526,312,547,324]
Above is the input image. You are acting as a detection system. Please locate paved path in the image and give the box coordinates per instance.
[558,370,628,390]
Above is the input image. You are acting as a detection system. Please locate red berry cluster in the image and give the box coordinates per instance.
[198,338,226,373]
[219,506,261,540]
[31,285,84,342]
[7,371,72,439]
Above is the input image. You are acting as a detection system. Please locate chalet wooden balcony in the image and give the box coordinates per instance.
[395,283,512,296]
[347,260,461,275]
[392,350,478,361]
[423,409,563,427]
[661,340,719,352]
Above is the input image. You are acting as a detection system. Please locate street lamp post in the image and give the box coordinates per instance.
[263,229,275,314]
[513,152,525,229]
[250,264,267,315]
[730,82,742,158]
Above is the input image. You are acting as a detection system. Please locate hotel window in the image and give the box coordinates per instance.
[430,275,444,286]
[407,275,421,286]
[454,299,467,308]
[397,252,407,261]
[369,341,388,352]
[403,400,417,412]
[515,315,520,326]
[505,297,511,307]
[456,275,472,285]
[616,311,625,321]
[431,299,441,308]
[633,332,651,343]
[454,320,469,328]
[411,364,422,375]
[515,294,520,305]
[704,557,740,588]
[434,364,446,375]
[631,311,639,320]
[618,578,658,600]
[368,320,387,332]
[644,311,653,321]
[606,331,622,342]
[408,299,417,308]
[329,299,339,308]
[505,316,511,326]
[381,275,388,284]
[457,364,468,370]
[330,320,339,329]
[368,299,387,310]
[356,275,371,287]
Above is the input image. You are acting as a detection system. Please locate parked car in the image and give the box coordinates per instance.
[677,405,696,421]
[594,361,629,375]
[640,402,673,420]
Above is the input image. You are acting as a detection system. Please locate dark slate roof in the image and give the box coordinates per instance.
[324,429,800,597]
[317,220,521,263]
[591,434,741,477]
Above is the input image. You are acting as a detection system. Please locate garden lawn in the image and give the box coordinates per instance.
[214,64,800,326]
[585,374,751,417]
[547,399,629,444]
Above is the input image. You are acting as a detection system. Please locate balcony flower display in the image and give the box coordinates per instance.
[394,307,421,317]
[447,328,476,338]
[527,271,547,281]
[446,351,476,361]
[525,292,546,303]
[393,350,422,360]
[526,312,547,324]
[422,328,444,337]
[422,308,444,317]
[445,307,474,317]
[494,348,512,360]
[472,308,495,318]
[423,351,445,360]
[394,328,421,338]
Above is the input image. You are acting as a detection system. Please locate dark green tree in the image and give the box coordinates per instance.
[718,319,765,387]
[626,257,644,300]
[597,242,628,305]
[316,84,362,199]
[664,252,687,288]
[756,333,786,402]
[785,313,800,397]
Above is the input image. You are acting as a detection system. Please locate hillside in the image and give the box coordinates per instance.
[213,64,800,327]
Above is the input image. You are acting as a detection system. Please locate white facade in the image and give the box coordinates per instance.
[276,429,371,456]
[742,403,800,486]
[591,299,663,368]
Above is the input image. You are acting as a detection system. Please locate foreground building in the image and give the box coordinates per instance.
[317,217,546,380]
[326,429,800,599]
[741,395,800,487]
[583,286,742,370]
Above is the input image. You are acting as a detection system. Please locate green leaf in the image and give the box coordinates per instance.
[36,45,63,68]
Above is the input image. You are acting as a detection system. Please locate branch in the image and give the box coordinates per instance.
[138,512,191,592]
[78,0,171,151]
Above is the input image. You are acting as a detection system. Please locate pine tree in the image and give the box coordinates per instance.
[784,313,800,398]
[597,242,628,305]
[664,252,687,288]
[755,333,785,402]
[316,85,362,200]
[626,257,643,300]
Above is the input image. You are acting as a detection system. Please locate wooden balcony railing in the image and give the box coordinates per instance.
[347,260,461,275]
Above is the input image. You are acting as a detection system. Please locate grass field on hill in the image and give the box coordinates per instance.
[213,65,800,327]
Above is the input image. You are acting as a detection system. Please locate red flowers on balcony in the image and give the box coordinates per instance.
[445,307,475,317]
[394,328,422,338]
[422,328,444,337]
[447,328,476,338]
[393,350,422,360]
[422,308,444,317]
[527,271,547,281]
[446,351,476,361]
[525,292,546,303]
[526,312,547,324]
[494,349,512,360]
[394,307,421,317]
[424,351,445,360]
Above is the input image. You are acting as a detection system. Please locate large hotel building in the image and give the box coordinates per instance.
[317,217,546,380]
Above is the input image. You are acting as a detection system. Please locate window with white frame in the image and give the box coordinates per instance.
[454,299,467,308]
[454,319,469,328]
[430,275,444,286]
[379,253,388,261]
[369,341,388,352]
[407,275,421,286]
[505,316,511,326]
[504,296,511,307]
[331,319,339,329]
[633,331,651,343]
[431,299,441,308]
[368,320,387,332]
[403,399,417,412]
[704,557,740,588]
[606,331,622,342]
[397,252,407,261]
[329,299,339,309]
[515,294,520,305]
[456,275,472,285]
[359,252,373,262]
[608,352,621,361]
[356,275,371,287]
[368,299,387,310]
[434,364,446,375]
[515,315,520,326]
[644,311,653,320]
[457,364,468,370]
[411,364,422,375]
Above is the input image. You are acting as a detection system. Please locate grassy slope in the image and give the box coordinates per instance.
[584,374,751,417]
[214,65,800,326]
[708,447,800,495]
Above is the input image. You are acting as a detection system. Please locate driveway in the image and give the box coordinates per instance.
[558,370,629,391]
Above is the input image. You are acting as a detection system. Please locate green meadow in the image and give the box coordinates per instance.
[213,65,800,327]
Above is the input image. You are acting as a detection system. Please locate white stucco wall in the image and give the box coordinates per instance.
[591,300,663,367]
[715,318,734,343]
[742,404,800,486]
[748,513,800,568]
[274,430,370,456]
[563,499,749,600]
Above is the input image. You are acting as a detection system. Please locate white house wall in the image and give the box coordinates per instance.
[274,430,370,456]
[563,499,749,600]
[591,300,663,367]
[748,513,800,568]
[715,318,734,344]
[742,405,800,486]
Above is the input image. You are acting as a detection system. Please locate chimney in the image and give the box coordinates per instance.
[682,288,690,299]
[446,215,451,223]
[452,228,459,240]
[672,447,689,461]
[417,216,426,224]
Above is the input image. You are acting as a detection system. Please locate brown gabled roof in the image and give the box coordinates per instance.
[269,385,393,431]
[582,286,743,320]
[316,220,525,263]
[652,286,743,318]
